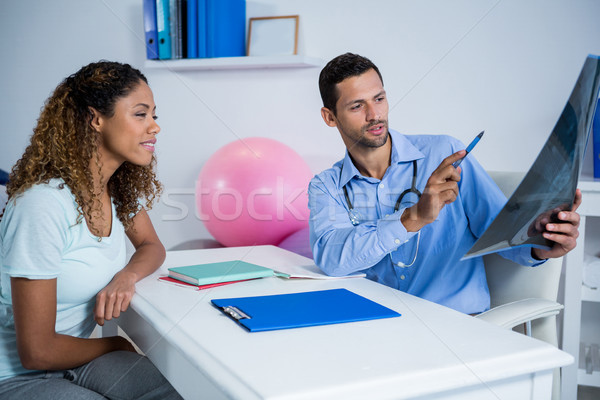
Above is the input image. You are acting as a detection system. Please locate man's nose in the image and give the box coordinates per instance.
[366,104,380,121]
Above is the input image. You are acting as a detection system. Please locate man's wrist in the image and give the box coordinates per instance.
[531,248,547,261]
[401,207,424,232]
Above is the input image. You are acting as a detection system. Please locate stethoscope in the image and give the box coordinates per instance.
[342,160,422,267]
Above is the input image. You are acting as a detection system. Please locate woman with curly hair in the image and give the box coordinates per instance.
[0,61,181,399]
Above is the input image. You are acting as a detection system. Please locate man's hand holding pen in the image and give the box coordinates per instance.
[402,131,482,233]
[401,151,464,232]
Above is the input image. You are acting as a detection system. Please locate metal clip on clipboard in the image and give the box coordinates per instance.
[221,306,251,321]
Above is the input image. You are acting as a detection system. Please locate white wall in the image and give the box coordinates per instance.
[1,0,599,250]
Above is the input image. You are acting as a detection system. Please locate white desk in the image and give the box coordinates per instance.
[112,245,572,400]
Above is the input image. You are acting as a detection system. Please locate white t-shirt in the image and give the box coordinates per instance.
[0,179,127,380]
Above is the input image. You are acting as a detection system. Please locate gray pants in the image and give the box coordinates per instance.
[0,351,182,399]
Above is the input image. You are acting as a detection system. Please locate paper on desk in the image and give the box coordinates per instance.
[271,263,366,280]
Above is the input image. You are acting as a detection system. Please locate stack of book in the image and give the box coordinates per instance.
[163,260,276,290]
[143,0,246,60]
[160,259,368,290]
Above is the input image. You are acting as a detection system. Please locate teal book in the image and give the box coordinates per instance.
[212,288,401,332]
[168,260,275,285]
[156,0,172,59]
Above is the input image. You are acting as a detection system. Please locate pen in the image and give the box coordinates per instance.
[452,130,484,168]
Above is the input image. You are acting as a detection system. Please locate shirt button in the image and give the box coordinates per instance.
[400,275,406,280]
[385,214,389,218]
[380,184,385,189]
[394,239,400,245]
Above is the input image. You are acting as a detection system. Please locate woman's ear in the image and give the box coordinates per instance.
[89,107,102,132]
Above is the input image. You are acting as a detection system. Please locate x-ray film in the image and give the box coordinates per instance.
[464,55,600,259]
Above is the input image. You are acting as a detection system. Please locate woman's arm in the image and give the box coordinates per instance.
[94,209,166,325]
[11,277,134,371]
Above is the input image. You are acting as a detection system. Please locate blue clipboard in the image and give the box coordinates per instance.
[211,288,401,332]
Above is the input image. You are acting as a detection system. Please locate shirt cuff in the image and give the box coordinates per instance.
[376,210,419,253]
[515,246,548,267]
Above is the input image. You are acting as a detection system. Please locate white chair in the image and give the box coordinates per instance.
[476,171,563,399]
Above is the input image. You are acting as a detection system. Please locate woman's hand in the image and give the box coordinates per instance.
[94,269,138,326]
[93,209,165,326]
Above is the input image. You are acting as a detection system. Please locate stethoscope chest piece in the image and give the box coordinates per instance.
[348,208,361,226]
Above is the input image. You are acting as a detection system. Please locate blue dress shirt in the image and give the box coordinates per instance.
[308,130,543,314]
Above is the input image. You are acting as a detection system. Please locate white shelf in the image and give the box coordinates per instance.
[144,55,324,71]
[579,176,600,192]
[578,342,600,387]
[582,283,600,302]
[578,369,600,387]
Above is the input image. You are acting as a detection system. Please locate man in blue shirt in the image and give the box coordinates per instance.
[308,53,581,314]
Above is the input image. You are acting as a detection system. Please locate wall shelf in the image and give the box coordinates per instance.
[582,284,600,302]
[144,55,324,71]
[562,182,600,397]
[578,369,600,387]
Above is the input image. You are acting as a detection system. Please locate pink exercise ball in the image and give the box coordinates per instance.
[197,137,312,247]
[277,226,313,259]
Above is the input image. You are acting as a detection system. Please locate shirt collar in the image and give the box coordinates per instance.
[338,129,425,188]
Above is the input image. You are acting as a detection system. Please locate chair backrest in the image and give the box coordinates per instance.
[483,171,563,307]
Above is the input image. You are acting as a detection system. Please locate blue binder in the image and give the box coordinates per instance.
[143,0,159,59]
[211,288,401,332]
[186,0,198,58]
[197,0,207,57]
[206,0,246,58]
[156,0,172,59]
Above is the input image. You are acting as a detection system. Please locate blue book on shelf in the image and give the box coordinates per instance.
[211,288,401,332]
[187,0,198,58]
[143,0,159,59]
[197,0,207,57]
[206,0,246,58]
[156,0,172,59]
[594,99,600,178]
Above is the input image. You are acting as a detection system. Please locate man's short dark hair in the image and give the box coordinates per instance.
[318,53,383,115]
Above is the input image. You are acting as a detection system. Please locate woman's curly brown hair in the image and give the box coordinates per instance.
[2,61,162,232]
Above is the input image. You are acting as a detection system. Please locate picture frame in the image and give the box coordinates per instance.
[247,15,299,57]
